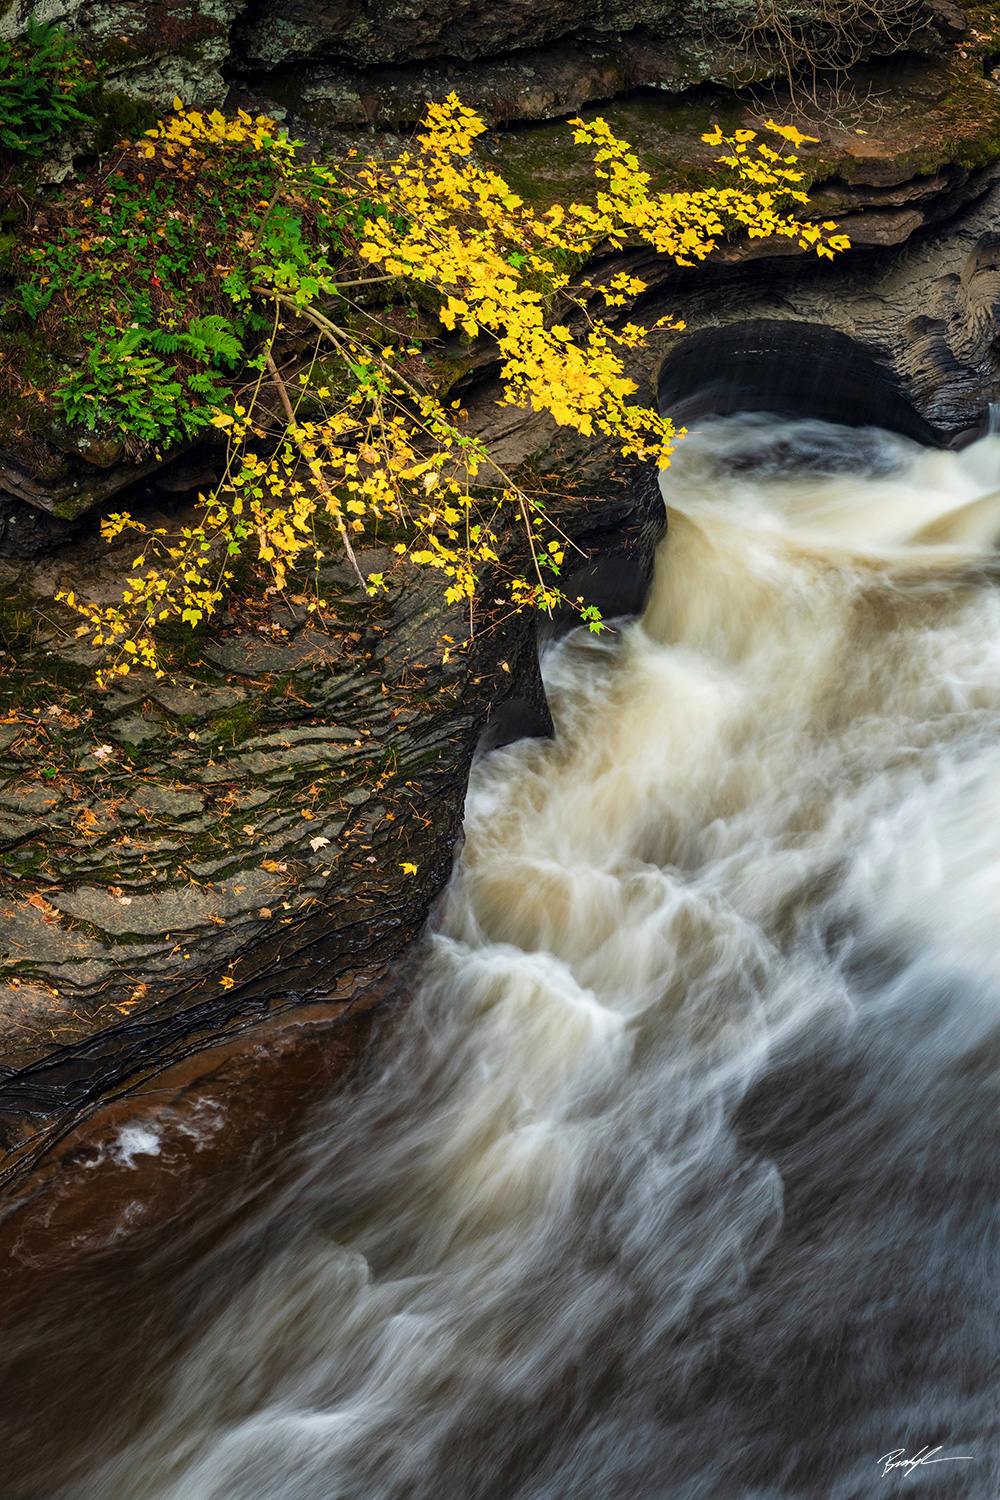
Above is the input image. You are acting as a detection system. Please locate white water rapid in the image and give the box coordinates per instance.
[66,415,1000,1499]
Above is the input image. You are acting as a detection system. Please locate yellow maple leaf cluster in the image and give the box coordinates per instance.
[59,94,848,682]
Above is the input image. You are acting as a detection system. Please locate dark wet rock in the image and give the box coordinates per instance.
[0,517,560,1162]
[0,443,180,524]
[107,713,167,746]
[0,999,380,1491]
[476,698,554,755]
[204,629,343,675]
[227,0,957,78]
[538,557,651,649]
[2,0,965,133]
[130,785,205,818]
[52,872,283,937]
[657,321,943,443]
[151,684,247,719]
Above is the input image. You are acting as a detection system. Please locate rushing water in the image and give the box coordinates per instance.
[45,416,1000,1497]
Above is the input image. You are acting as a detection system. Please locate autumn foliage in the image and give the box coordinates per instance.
[56,96,848,681]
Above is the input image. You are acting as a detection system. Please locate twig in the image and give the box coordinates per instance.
[264,349,368,592]
[250,185,283,255]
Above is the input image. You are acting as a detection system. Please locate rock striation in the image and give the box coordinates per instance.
[1,0,963,115]
[7,0,1000,1182]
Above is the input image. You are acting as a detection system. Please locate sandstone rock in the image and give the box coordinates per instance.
[108,713,166,746]
[131,784,205,818]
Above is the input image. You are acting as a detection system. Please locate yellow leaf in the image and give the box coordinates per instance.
[764,118,818,147]
[400,862,418,875]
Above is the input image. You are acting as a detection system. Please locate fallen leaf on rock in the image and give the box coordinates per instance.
[309,836,330,852]
[25,892,56,916]
[260,859,288,873]
[259,907,272,918]
[400,862,418,875]
[219,975,235,989]
[92,744,114,761]
[242,824,257,836]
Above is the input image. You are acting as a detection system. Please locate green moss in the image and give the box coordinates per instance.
[0,329,64,454]
[0,230,16,277]
[80,86,158,153]
[0,586,39,655]
[209,689,275,745]
[89,35,157,69]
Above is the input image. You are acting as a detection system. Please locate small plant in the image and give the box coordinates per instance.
[56,327,230,450]
[0,14,97,154]
[9,102,385,453]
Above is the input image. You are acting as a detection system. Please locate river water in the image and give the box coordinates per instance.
[37,415,1000,1496]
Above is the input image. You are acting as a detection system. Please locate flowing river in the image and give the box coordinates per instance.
[24,413,1000,1497]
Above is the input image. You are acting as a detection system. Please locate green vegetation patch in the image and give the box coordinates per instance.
[0,14,98,154]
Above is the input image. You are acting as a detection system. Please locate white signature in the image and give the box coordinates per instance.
[878,1447,974,1479]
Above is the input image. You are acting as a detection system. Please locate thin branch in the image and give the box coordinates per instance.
[264,348,368,592]
[250,184,284,254]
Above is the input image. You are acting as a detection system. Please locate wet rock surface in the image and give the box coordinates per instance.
[5,0,1000,1202]
[458,173,1000,483]
[0,998,382,1489]
[0,552,524,1144]
[0,463,663,1177]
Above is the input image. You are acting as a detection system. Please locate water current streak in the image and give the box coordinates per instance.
[63,417,1000,1498]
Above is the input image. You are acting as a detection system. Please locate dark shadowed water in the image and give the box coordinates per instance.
[17,415,1000,1499]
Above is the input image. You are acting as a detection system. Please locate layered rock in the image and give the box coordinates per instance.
[1,0,961,113]
[6,0,1000,1182]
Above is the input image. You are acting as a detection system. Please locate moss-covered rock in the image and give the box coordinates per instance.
[0,0,241,110]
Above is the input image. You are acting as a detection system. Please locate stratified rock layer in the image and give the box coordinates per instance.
[0,0,957,109]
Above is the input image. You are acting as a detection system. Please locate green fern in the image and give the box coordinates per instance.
[148,329,182,354]
[184,315,242,366]
[0,14,97,154]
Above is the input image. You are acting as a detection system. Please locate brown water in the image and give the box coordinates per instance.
[13,414,1000,1499]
